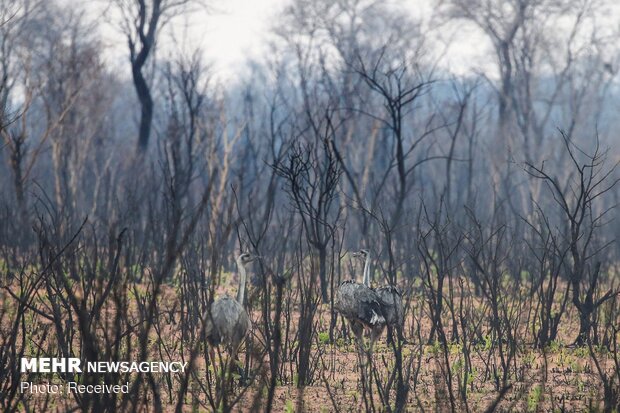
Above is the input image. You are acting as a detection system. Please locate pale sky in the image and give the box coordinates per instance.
[170,0,284,79]
[77,0,285,82]
[74,0,489,82]
[71,0,619,83]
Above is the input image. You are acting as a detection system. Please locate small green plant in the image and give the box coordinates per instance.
[573,346,589,358]
[547,340,561,354]
[568,358,581,373]
[522,351,535,367]
[451,357,463,375]
[483,334,492,351]
[318,331,330,345]
[466,368,477,388]
[558,349,571,367]
[428,340,442,356]
[575,376,585,393]
[527,385,542,412]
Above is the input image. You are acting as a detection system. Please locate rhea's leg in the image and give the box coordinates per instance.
[213,345,228,408]
[351,322,365,359]
[208,346,217,382]
[369,325,385,357]
[366,326,382,369]
[350,321,369,391]
[386,323,395,347]
[232,340,248,386]
[351,322,374,411]
[222,344,240,396]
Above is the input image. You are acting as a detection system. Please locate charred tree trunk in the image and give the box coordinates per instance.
[133,64,154,151]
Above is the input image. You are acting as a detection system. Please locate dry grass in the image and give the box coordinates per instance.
[1,279,617,412]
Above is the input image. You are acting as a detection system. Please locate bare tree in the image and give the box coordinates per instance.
[354,48,434,228]
[272,130,342,303]
[442,0,614,210]
[113,0,201,151]
[522,204,571,347]
[523,132,619,344]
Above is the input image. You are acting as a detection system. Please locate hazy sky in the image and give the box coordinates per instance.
[74,0,619,83]
[169,0,284,79]
[79,0,285,82]
[76,0,489,82]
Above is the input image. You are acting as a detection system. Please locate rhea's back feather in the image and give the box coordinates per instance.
[376,285,404,327]
[205,296,251,349]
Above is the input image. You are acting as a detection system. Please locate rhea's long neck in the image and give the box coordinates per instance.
[362,254,371,287]
[236,262,247,304]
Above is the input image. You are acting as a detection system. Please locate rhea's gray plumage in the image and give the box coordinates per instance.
[205,253,257,353]
[376,285,404,327]
[334,280,386,328]
[352,249,404,330]
[334,249,385,352]
[206,296,251,348]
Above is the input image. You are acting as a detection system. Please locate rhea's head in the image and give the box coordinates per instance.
[352,249,369,261]
[237,253,259,266]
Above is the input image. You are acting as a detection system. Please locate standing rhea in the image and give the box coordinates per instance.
[205,253,257,356]
[334,249,386,354]
[353,249,404,333]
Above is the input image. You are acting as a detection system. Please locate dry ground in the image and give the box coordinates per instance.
[1,278,617,412]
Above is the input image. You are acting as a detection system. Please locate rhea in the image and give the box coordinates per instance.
[205,253,257,359]
[334,250,386,354]
[353,249,404,334]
